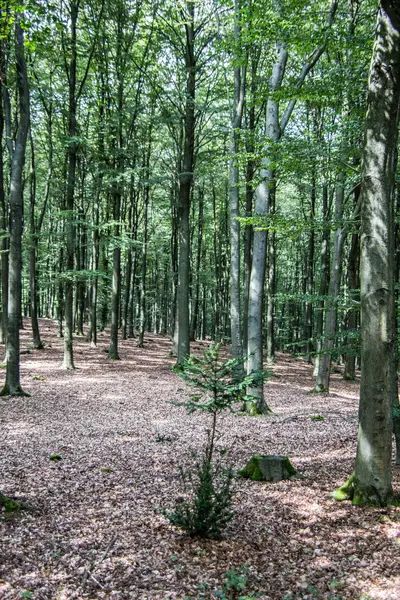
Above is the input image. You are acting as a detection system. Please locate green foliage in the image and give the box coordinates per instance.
[172,343,269,416]
[184,565,261,599]
[0,493,23,513]
[167,344,268,539]
[166,450,234,540]
[310,414,324,421]
[48,453,62,461]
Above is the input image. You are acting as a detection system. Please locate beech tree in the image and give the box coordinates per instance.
[335,0,400,506]
[1,11,30,396]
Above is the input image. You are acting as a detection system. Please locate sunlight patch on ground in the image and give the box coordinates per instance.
[358,576,400,599]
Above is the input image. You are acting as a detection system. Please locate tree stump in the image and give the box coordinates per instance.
[238,455,297,482]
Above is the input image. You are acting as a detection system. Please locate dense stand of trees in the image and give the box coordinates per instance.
[1,0,400,506]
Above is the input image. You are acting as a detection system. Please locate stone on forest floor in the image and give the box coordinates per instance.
[238,455,298,482]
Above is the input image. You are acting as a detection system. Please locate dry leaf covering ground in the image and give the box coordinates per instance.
[1,318,400,600]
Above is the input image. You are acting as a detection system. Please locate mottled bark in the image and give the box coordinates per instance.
[340,1,400,506]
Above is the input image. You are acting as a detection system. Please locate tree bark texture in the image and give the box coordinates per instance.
[354,0,400,506]
[1,17,30,396]
[176,0,196,365]
[229,0,245,378]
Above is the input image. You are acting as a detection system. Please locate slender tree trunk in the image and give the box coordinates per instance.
[190,186,204,341]
[266,184,276,365]
[246,41,287,413]
[313,180,331,377]
[28,134,43,349]
[303,173,316,361]
[315,169,346,392]
[63,1,79,370]
[229,0,245,376]
[138,182,149,348]
[343,187,360,381]
[0,51,8,346]
[176,0,195,365]
[109,185,121,359]
[1,16,30,397]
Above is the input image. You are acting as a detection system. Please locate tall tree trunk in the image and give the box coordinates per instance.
[246,0,337,410]
[336,0,400,506]
[63,0,79,370]
[354,1,400,504]
[243,48,259,361]
[138,181,149,348]
[303,172,316,361]
[1,16,30,397]
[176,0,195,365]
[314,169,346,392]
[190,186,204,341]
[266,184,276,365]
[343,186,360,381]
[0,46,8,346]
[246,41,287,413]
[28,134,43,349]
[229,0,245,377]
[313,180,331,377]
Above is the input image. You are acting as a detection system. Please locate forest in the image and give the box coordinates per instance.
[1,0,400,598]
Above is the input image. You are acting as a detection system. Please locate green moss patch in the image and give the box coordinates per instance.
[238,455,297,482]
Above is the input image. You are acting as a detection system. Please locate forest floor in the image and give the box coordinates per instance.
[1,319,400,600]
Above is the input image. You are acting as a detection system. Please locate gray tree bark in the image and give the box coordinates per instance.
[314,168,347,392]
[337,1,400,506]
[246,0,338,412]
[1,16,30,396]
[229,0,246,379]
[354,0,400,506]
[176,0,196,365]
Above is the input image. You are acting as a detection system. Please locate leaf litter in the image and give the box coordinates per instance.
[0,319,399,600]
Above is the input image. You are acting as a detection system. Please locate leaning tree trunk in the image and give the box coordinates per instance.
[1,16,30,397]
[336,1,400,507]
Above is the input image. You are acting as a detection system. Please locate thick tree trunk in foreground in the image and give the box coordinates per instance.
[1,18,30,397]
[336,1,400,506]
